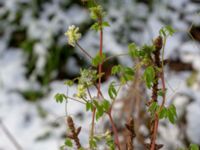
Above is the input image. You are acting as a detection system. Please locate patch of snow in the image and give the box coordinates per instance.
[186,102,200,144]
[65,57,80,75]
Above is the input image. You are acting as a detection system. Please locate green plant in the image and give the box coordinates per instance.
[54,1,189,150]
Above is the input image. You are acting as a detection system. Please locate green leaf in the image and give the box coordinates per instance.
[94,136,101,142]
[124,67,135,76]
[102,21,110,27]
[89,137,97,148]
[92,53,106,67]
[120,76,127,84]
[102,100,110,112]
[96,106,104,120]
[106,134,115,150]
[91,21,110,31]
[128,43,139,58]
[119,67,134,84]
[64,80,74,86]
[93,100,99,108]
[165,25,176,36]
[90,5,105,20]
[167,108,176,124]
[189,144,199,150]
[159,26,176,37]
[166,104,177,124]
[87,0,97,8]
[90,22,100,31]
[158,107,167,119]
[143,66,155,89]
[111,65,122,75]
[148,102,159,114]
[93,100,104,120]
[108,82,117,100]
[158,89,164,97]
[65,138,73,147]
[111,65,134,83]
[169,104,177,117]
[141,44,155,56]
[86,101,93,111]
[54,93,67,103]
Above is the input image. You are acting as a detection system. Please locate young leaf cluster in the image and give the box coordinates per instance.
[159,25,176,37]
[60,138,73,150]
[90,5,110,31]
[128,43,155,60]
[54,93,67,103]
[111,65,135,84]
[89,131,114,150]
[148,102,177,124]
[86,99,110,120]
[92,52,106,67]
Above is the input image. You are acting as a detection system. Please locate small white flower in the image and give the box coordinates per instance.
[65,25,81,47]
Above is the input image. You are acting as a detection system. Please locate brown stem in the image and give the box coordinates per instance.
[150,114,159,150]
[66,116,82,149]
[98,20,103,95]
[150,36,163,150]
[125,117,136,150]
[108,112,121,150]
[98,17,121,150]
[90,108,96,138]
[150,36,162,104]
[90,17,103,145]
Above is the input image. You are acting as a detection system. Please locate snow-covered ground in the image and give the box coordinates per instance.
[0,0,200,149]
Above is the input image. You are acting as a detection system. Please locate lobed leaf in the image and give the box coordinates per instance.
[143,66,155,89]
[108,82,117,100]
[54,93,67,103]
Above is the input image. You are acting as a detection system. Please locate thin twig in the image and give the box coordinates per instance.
[103,53,128,63]
[107,113,121,150]
[94,84,104,99]
[90,16,104,148]
[67,96,86,104]
[76,43,93,59]
[0,119,23,150]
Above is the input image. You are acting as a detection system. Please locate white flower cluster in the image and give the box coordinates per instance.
[65,25,81,47]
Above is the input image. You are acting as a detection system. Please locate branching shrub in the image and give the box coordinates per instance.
[55,1,199,150]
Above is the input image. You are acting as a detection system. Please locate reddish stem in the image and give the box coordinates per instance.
[150,114,159,150]
[108,112,121,150]
[150,36,164,150]
[90,18,103,140]
[91,108,96,138]
[151,70,166,150]
[98,24,103,95]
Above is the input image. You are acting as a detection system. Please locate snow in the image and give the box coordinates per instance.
[34,43,47,75]
[0,50,29,90]
[186,102,200,144]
